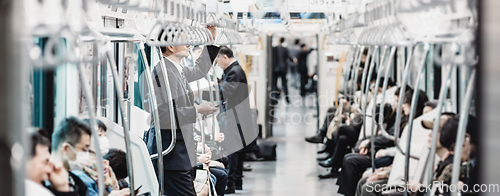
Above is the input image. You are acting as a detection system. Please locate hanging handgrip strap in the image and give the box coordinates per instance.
[77,62,105,196]
[138,43,164,196]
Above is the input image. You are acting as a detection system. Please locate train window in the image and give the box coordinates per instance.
[425,44,436,100]
[95,42,136,126]
[134,43,147,110]
[30,38,56,132]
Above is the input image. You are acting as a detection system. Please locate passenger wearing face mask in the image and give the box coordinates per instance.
[71,119,120,196]
[48,117,92,196]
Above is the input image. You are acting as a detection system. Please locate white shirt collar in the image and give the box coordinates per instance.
[164,56,183,75]
[229,59,237,66]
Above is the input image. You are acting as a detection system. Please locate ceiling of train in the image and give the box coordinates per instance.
[25,0,476,44]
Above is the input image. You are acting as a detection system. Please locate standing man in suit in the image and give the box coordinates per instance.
[216,46,258,194]
[297,44,316,99]
[272,38,296,103]
[146,26,219,196]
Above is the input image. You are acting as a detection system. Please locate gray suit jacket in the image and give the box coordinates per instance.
[146,47,214,171]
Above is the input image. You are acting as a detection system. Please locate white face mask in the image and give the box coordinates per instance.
[67,144,90,171]
[99,136,110,155]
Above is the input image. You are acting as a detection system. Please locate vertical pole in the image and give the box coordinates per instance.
[139,44,164,196]
[0,0,27,195]
[106,49,136,196]
[265,35,273,138]
[450,70,476,196]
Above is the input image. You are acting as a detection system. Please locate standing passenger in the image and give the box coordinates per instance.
[288,39,301,88]
[272,38,296,103]
[145,26,219,196]
[215,46,255,194]
[297,44,316,98]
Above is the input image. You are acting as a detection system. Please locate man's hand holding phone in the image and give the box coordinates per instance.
[196,102,218,116]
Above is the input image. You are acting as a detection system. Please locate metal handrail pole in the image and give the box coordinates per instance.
[138,43,164,195]
[105,48,136,196]
[77,62,106,196]
[450,70,476,196]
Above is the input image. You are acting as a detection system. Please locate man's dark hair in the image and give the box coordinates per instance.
[363,48,369,56]
[377,77,395,89]
[279,37,285,43]
[424,100,438,109]
[31,130,50,158]
[300,44,306,48]
[158,28,182,54]
[403,89,429,118]
[294,39,300,45]
[395,85,413,97]
[218,46,234,58]
[83,119,107,132]
[52,117,92,151]
[104,149,128,180]
[440,114,477,151]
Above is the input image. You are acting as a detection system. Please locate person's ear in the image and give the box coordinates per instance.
[167,46,175,54]
[61,143,69,155]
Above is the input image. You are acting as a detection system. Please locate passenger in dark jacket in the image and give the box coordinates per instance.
[216,46,258,194]
[297,44,315,97]
[145,26,219,196]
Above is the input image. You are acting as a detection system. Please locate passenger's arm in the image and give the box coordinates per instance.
[48,163,78,196]
[184,48,214,82]
[286,49,297,63]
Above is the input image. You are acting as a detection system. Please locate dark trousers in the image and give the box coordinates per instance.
[226,152,243,189]
[300,73,309,97]
[272,71,288,100]
[210,166,228,195]
[337,153,394,196]
[317,107,337,139]
[329,126,360,169]
[162,170,196,196]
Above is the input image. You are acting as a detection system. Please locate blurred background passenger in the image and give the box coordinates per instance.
[26,130,54,196]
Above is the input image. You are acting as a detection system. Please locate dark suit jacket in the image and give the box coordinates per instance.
[219,61,248,110]
[218,61,258,154]
[298,49,314,73]
[272,45,293,73]
[146,46,214,171]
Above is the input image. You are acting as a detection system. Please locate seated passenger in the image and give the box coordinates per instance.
[26,130,55,196]
[336,89,429,196]
[305,72,377,144]
[317,79,395,179]
[48,117,92,196]
[105,149,128,189]
[407,114,477,195]
[71,119,120,195]
[355,112,454,196]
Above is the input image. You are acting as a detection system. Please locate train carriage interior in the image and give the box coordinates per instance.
[2,0,500,195]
